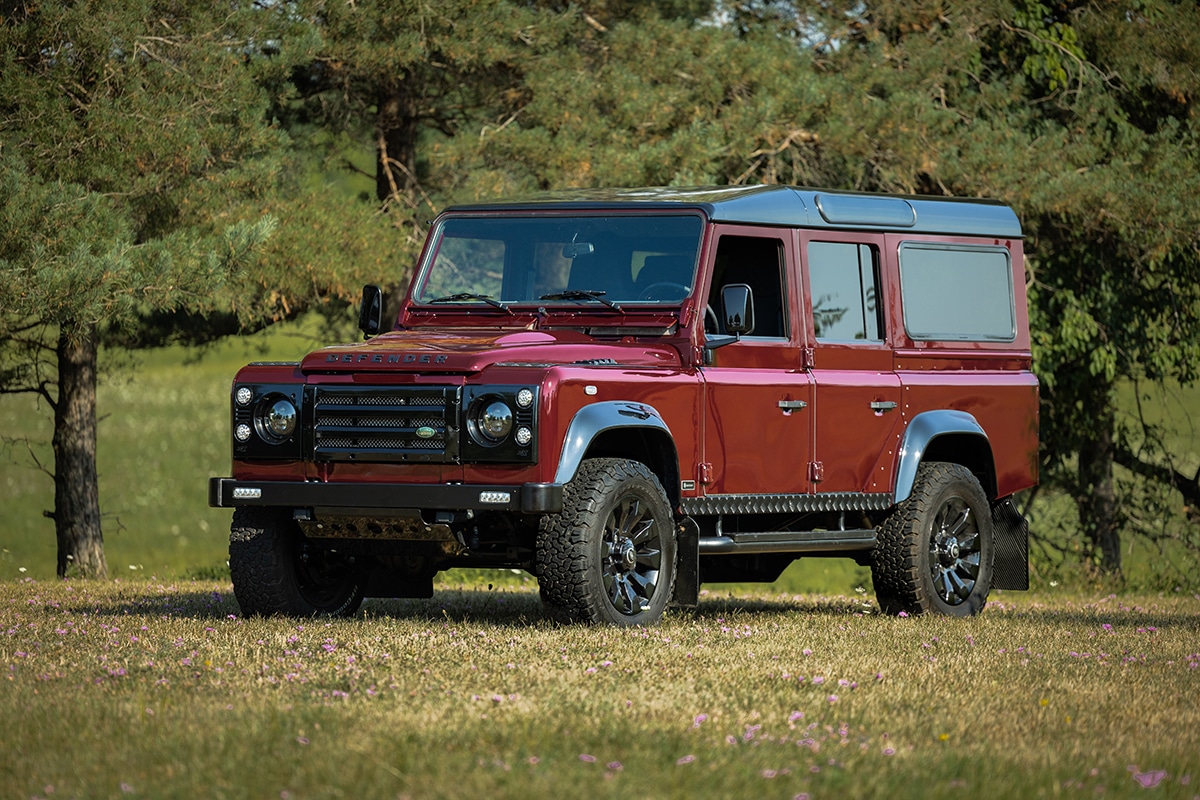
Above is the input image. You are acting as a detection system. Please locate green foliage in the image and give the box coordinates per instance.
[1011,0,1086,92]
[0,158,277,341]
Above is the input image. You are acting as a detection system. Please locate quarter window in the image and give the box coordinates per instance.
[807,242,882,342]
[899,243,1015,341]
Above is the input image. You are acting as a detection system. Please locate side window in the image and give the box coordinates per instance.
[807,241,882,342]
[899,243,1015,341]
[707,235,787,338]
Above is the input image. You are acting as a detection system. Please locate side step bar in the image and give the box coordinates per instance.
[698,529,876,555]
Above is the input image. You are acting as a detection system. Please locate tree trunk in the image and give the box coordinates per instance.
[1075,403,1122,574]
[52,324,107,578]
[375,84,421,205]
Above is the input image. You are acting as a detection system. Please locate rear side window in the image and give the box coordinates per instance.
[807,241,882,342]
[899,243,1015,341]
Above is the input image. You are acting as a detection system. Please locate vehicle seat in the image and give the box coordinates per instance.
[635,255,694,300]
[567,249,633,298]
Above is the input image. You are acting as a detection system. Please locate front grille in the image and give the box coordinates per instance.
[310,386,460,463]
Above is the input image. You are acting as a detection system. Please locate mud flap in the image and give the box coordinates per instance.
[670,517,700,609]
[991,499,1029,591]
[364,566,435,599]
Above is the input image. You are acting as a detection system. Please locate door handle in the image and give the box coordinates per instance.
[870,401,898,412]
[778,400,808,411]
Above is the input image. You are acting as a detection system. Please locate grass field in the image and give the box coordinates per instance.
[2,579,1198,799]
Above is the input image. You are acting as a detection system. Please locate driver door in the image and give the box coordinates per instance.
[699,226,813,497]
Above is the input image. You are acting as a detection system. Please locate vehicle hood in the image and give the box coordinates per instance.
[301,328,683,374]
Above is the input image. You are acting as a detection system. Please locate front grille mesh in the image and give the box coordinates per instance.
[310,386,458,463]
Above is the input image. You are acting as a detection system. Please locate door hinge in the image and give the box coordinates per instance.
[808,461,825,482]
[801,347,815,369]
[699,462,714,484]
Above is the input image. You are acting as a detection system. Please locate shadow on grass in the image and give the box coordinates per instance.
[54,581,1200,631]
[57,582,873,626]
[60,584,242,621]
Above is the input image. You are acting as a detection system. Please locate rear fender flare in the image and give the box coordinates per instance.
[893,410,990,504]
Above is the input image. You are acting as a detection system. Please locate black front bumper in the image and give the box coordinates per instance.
[208,477,564,514]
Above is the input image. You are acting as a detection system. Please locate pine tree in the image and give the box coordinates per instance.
[0,1,287,576]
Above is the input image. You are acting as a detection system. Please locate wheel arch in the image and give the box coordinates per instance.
[894,410,997,504]
[553,401,681,508]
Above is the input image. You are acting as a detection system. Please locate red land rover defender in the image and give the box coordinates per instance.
[209,185,1037,624]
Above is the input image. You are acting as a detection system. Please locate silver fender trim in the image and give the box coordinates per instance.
[553,401,673,485]
[893,410,989,504]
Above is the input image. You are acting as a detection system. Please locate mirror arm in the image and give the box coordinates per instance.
[701,333,741,365]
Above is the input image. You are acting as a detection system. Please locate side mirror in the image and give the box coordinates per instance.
[358,284,384,338]
[721,283,755,335]
[702,284,756,365]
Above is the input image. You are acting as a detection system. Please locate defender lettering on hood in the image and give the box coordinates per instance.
[323,352,450,365]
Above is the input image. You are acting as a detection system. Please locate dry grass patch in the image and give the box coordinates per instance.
[3,579,1198,799]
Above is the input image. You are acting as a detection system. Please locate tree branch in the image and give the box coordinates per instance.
[1113,443,1200,518]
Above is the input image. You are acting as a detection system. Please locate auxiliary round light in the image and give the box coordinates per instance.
[478,400,514,441]
[514,426,533,446]
[235,386,254,406]
[235,423,253,442]
[265,398,298,439]
[516,388,534,409]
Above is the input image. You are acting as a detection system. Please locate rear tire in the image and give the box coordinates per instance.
[536,458,677,626]
[872,462,994,617]
[229,507,365,618]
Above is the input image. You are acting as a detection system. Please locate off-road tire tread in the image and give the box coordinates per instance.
[536,458,676,625]
[229,507,363,618]
[871,462,993,617]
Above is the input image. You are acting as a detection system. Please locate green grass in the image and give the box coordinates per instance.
[0,317,338,582]
[2,579,1198,799]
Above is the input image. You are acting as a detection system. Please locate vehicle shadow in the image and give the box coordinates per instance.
[60,583,875,625]
[59,583,1200,631]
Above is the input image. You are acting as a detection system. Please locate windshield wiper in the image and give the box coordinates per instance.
[538,290,622,311]
[428,292,512,312]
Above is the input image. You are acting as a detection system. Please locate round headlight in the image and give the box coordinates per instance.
[235,386,254,406]
[264,398,297,439]
[235,423,252,442]
[478,400,513,441]
[516,388,534,409]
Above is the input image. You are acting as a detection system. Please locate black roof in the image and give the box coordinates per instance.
[445,185,1022,238]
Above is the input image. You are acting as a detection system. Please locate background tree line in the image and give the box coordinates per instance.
[2,0,1198,580]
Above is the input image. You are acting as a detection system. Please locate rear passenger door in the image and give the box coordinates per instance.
[800,232,903,497]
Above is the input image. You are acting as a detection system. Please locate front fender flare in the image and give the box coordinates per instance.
[553,401,674,485]
[893,410,989,504]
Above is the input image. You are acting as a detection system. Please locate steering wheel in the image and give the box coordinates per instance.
[637,282,690,301]
[704,304,720,335]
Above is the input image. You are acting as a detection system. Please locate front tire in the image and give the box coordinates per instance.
[536,458,677,626]
[229,507,365,618]
[872,462,994,617]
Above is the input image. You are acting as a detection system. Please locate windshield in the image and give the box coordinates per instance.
[414,214,704,307]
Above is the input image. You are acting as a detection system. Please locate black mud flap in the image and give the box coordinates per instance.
[364,568,435,599]
[991,499,1029,591]
[671,517,700,609]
